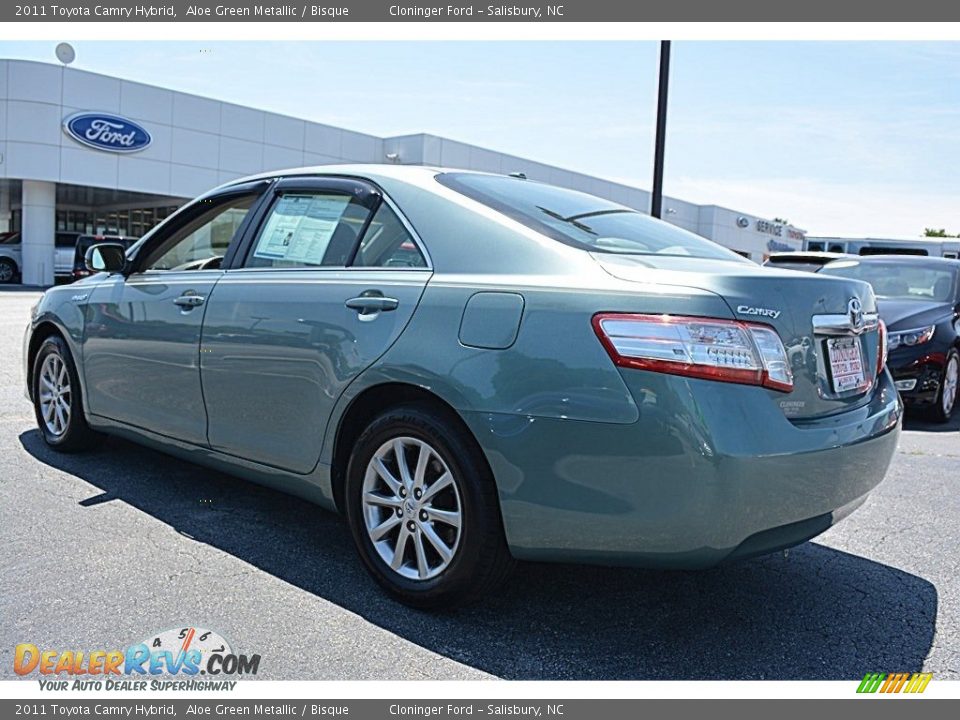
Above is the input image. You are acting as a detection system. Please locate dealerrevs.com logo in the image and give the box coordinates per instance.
[14,626,260,691]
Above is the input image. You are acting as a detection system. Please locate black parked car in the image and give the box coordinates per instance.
[821,256,960,422]
[763,251,854,273]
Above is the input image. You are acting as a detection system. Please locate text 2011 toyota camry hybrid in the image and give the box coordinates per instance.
[24,165,902,607]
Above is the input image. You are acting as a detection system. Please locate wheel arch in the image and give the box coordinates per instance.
[26,320,68,402]
[329,382,491,514]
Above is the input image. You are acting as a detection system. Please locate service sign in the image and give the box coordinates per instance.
[62,112,152,153]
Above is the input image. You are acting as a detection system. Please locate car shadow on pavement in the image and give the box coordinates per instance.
[20,429,937,681]
[902,411,960,433]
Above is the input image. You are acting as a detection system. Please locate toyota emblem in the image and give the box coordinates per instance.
[848,297,864,331]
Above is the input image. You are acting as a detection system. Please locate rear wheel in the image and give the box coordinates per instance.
[930,349,959,424]
[32,335,102,452]
[345,405,513,608]
[0,258,17,284]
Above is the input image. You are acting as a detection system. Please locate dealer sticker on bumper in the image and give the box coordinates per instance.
[828,336,866,392]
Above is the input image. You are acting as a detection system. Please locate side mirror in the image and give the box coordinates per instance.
[85,243,127,274]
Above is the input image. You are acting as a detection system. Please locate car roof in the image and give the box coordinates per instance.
[218,163,442,189]
[210,164,547,201]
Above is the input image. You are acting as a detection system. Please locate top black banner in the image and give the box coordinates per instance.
[6,0,960,22]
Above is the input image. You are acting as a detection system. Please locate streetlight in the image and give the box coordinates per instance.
[651,40,670,219]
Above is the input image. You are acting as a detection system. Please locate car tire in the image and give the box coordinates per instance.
[929,349,960,424]
[32,335,103,452]
[0,257,18,284]
[344,405,514,608]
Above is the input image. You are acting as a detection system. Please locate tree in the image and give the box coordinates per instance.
[924,228,958,237]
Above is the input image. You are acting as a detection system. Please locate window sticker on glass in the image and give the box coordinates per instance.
[253,194,352,266]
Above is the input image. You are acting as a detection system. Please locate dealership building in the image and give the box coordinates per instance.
[0,58,807,285]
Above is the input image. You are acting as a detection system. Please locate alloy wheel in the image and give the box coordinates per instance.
[0,263,13,283]
[38,352,72,436]
[361,436,463,581]
[943,355,959,417]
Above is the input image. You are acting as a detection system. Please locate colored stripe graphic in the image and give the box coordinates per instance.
[888,673,909,693]
[857,672,931,694]
[857,673,886,693]
[905,673,933,693]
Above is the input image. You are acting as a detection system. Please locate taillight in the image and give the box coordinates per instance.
[877,319,888,377]
[592,313,794,392]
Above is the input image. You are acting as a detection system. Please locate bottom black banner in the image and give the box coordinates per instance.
[1,699,956,720]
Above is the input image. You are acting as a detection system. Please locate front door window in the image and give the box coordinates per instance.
[142,196,256,272]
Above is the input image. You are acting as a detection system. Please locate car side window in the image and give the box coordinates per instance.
[142,195,255,272]
[245,192,372,269]
[351,202,427,269]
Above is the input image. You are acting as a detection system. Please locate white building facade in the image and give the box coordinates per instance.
[0,59,806,285]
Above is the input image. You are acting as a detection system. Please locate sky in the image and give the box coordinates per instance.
[3,40,958,238]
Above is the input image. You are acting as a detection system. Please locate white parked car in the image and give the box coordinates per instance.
[0,231,81,283]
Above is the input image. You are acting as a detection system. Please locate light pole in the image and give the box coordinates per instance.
[651,40,671,219]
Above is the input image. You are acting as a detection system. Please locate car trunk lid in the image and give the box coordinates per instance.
[593,253,883,420]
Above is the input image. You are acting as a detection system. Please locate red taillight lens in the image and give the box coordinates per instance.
[877,319,888,377]
[592,313,794,392]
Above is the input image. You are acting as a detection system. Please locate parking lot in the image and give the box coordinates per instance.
[1,286,957,681]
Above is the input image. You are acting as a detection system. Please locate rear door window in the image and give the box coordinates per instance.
[246,192,373,269]
[352,202,427,269]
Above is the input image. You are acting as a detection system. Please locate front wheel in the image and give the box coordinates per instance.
[345,406,513,608]
[32,335,102,452]
[930,350,959,424]
[0,257,18,284]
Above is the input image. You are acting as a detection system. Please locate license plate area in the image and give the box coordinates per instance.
[827,336,866,393]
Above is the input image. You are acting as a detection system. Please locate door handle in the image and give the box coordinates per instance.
[173,294,206,308]
[345,293,399,315]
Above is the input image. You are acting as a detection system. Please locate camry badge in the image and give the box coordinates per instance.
[736,305,781,319]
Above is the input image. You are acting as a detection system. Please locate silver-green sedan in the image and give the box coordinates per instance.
[24,166,902,607]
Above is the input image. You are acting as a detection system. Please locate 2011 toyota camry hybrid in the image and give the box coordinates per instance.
[24,166,902,607]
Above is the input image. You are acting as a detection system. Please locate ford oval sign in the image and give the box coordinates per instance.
[63,112,152,154]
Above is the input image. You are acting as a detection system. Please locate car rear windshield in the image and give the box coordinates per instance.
[821,261,958,302]
[436,173,744,261]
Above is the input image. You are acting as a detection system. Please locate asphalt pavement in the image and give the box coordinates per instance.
[1,288,957,680]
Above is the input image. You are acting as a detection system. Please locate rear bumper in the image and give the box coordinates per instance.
[464,370,902,568]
